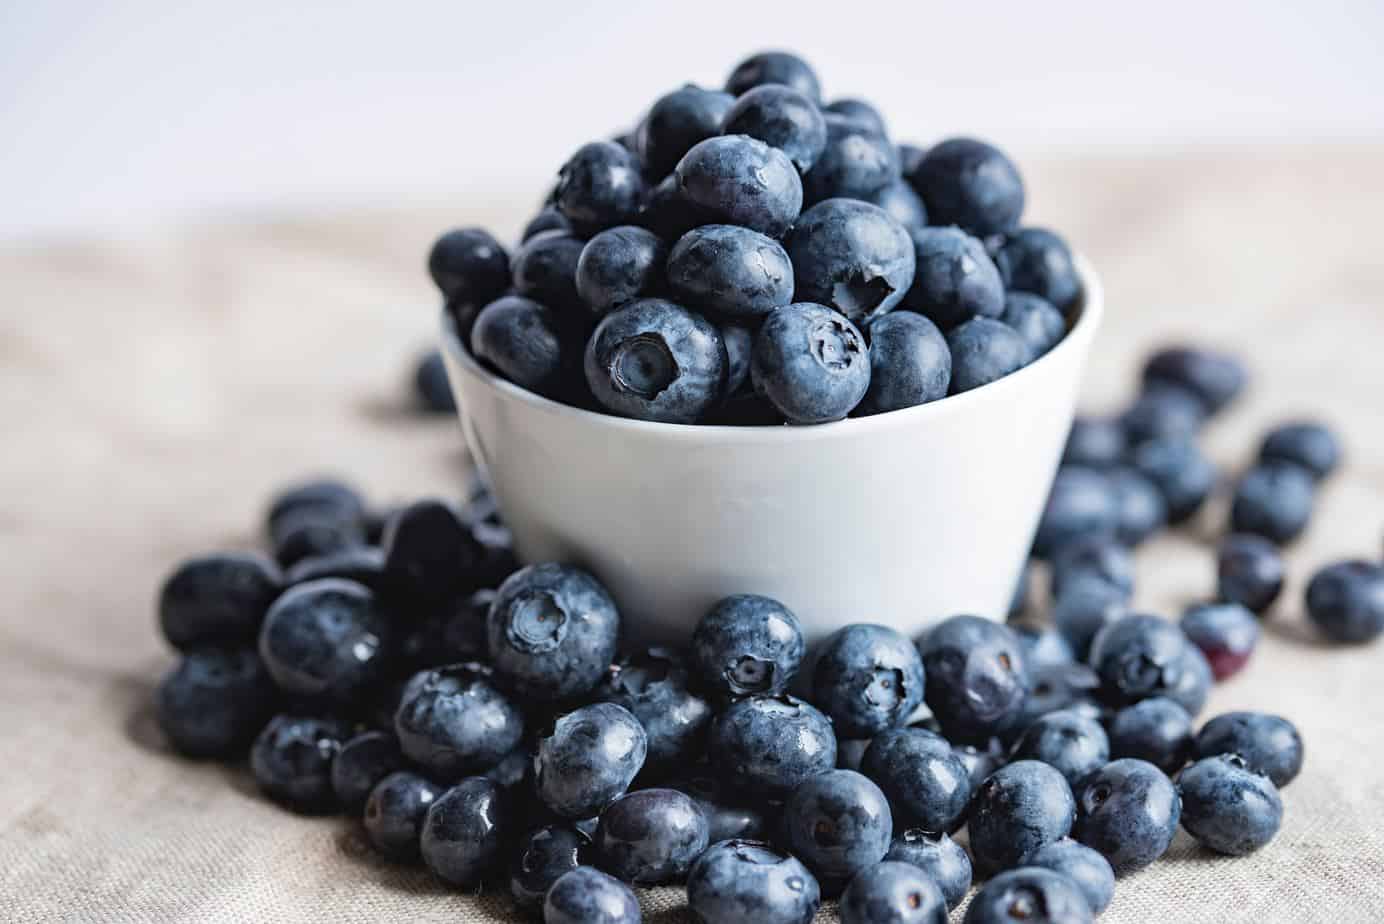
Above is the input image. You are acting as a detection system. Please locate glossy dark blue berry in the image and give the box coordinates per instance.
[751,303,871,424]
[399,589,491,671]
[159,552,283,651]
[1216,534,1284,615]
[420,776,510,887]
[250,714,353,813]
[669,774,769,843]
[363,770,442,860]
[862,180,928,235]
[1230,461,1316,545]
[1000,292,1065,360]
[676,135,803,238]
[1130,436,1217,524]
[1025,838,1114,915]
[544,866,641,924]
[413,349,455,413]
[1015,623,1075,671]
[804,114,901,203]
[585,298,728,424]
[599,648,712,776]
[687,840,820,924]
[1166,643,1211,718]
[1306,560,1384,643]
[638,174,708,242]
[156,648,276,758]
[1108,466,1168,545]
[523,205,571,242]
[903,226,1004,330]
[720,321,754,396]
[951,740,1005,792]
[1010,709,1109,787]
[512,230,586,311]
[857,312,950,415]
[292,542,387,592]
[270,508,364,569]
[487,563,621,701]
[839,861,947,924]
[1089,613,1191,707]
[786,198,915,325]
[667,225,794,318]
[575,225,667,316]
[555,141,646,233]
[470,294,576,399]
[814,624,926,738]
[332,730,407,812]
[782,770,894,882]
[1062,417,1126,469]
[884,829,971,910]
[910,137,1025,237]
[1141,346,1247,416]
[708,694,836,797]
[946,318,1028,394]
[257,578,389,704]
[1194,712,1303,788]
[861,727,970,833]
[1180,602,1259,680]
[267,477,366,535]
[427,227,511,315]
[535,702,647,819]
[1178,754,1282,856]
[1259,421,1342,481]
[962,867,1092,924]
[638,85,736,179]
[1073,758,1180,874]
[1052,576,1129,661]
[393,663,524,779]
[510,823,590,913]
[594,788,709,884]
[691,594,805,700]
[966,760,1075,875]
[1108,697,1193,775]
[1121,383,1206,445]
[918,615,1027,744]
[991,227,1082,317]
[1051,536,1135,601]
[824,98,887,135]
[726,51,822,103]
[385,499,480,601]
[721,84,828,174]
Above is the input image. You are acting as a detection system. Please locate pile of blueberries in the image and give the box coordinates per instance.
[427,50,1082,426]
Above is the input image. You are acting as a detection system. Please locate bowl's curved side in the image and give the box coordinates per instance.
[441,258,1102,644]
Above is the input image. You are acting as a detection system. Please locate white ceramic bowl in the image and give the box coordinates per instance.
[441,257,1102,645]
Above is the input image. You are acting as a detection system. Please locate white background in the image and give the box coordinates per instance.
[4,0,1383,238]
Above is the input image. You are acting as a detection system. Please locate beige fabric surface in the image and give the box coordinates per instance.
[2,149,1383,923]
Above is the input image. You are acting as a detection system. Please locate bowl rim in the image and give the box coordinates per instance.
[441,252,1102,444]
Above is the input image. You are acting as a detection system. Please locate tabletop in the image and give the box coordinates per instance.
[2,148,1383,923]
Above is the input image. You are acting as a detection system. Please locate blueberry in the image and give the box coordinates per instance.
[260,578,391,704]
[884,829,971,910]
[1073,758,1179,874]
[1229,461,1316,545]
[523,205,571,242]
[822,98,886,133]
[1014,623,1074,672]
[1050,536,1135,600]
[1088,614,1190,707]
[1120,384,1206,445]
[1052,576,1129,661]
[782,770,893,882]
[857,312,950,415]
[555,141,646,233]
[544,865,641,924]
[902,226,1005,330]
[1006,663,1102,739]
[686,839,821,924]
[786,198,915,325]
[946,318,1028,393]
[863,180,929,235]
[721,84,828,174]
[249,714,353,813]
[637,84,736,179]
[156,648,276,758]
[487,563,621,701]
[691,594,805,700]
[966,760,1075,875]
[1108,697,1193,775]
[751,302,871,424]
[1141,346,1247,416]
[594,788,708,884]
[158,552,283,652]
[1180,602,1259,680]
[575,225,668,316]
[1024,838,1115,915]
[511,823,590,913]
[675,135,803,238]
[470,294,577,399]
[804,114,901,203]
[1165,643,1212,718]
[419,777,510,887]
[838,861,946,924]
[1107,466,1168,545]
[426,227,511,314]
[267,477,366,533]
[813,624,926,738]
[412,350,455,413]
[910,138,1025,237]
[512,230,586,311]
[535,702,647,819]
[669,774,769,843]
[1062,417,1127,469]
[707,694,836,797]
[1258,421,1342,481]
[962,867,1093,924]
[332,730,407,812]
[725,51,822,102]
[720,321,754,396]
[393,663,524,779]
[1009,709,1110,787]
[918,615,1027,744]
[1307,560,1384,643]
[837,737,872,772]
[1178,754,1283,856]
[990,227,1082,317]
[363,770,443,860]
[637,174,709,242]
[861,728,970,833]
[405,588,493,670]
[1130,436,1217,524]
[667,224,795,318]
[599,648,712,775]
[1216,533,1285,615]
[585,298,729,423]
[270,508,365,569]
[484,742,532,791]
[999,292,1066,360]
[1194,712,1303,788]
